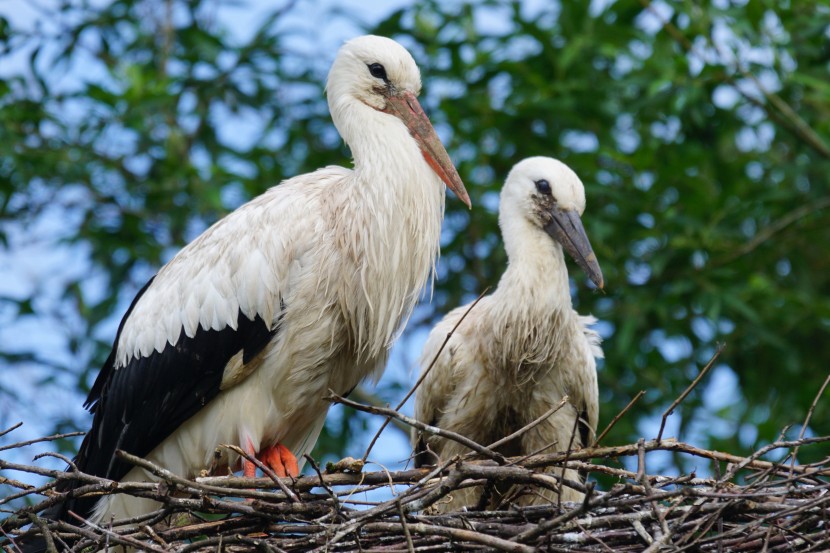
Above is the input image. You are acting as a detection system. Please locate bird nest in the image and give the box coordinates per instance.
[2,387,829,553]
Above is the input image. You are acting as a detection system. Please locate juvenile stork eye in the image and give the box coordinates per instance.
[535,179,552,195]
[367,63,388,82]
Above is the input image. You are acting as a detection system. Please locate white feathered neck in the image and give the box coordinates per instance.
[326,87,444,363]
[485,200,576,372]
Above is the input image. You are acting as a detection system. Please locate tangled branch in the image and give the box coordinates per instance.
[2,411,829,551]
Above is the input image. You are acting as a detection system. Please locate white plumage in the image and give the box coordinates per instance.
[57,35,470,525]
[413,156,602,510]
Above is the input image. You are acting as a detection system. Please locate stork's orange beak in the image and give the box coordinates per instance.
[385,91,471,208]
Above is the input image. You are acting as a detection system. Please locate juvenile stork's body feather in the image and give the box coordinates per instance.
[36,35,470,531]
[413,157,602,511]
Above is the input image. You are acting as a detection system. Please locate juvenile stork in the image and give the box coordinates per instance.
[413,156,602,510]
[43,35,470,529]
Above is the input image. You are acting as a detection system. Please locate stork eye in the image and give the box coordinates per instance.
[535,179,552,195]
[367,63,388,81]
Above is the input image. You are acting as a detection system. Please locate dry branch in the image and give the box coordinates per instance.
[3,417,830,552]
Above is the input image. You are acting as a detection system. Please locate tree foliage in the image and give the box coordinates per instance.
[1,0,829,471]
[390,0,830,462]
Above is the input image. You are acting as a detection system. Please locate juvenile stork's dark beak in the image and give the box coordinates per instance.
[544,207,604,289]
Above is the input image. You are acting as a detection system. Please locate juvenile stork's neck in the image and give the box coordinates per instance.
[496,219,573,314]
[487,218,575,374]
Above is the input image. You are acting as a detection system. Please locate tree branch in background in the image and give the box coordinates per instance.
[713,197,830,267]
[639,0,830,159]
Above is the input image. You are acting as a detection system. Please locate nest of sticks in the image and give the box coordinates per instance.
[2,347,829,552]
[2,377,830,553]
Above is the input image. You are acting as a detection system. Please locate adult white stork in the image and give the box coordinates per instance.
[413,156,601,510]
[38,35,471,531]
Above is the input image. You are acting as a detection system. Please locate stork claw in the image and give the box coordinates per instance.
[257,443,299,478]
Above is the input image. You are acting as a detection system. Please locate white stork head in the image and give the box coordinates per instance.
[500,156,604,289]
[326,35,471,207]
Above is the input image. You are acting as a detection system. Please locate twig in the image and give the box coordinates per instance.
[593,390,645,447]
[657,344,725,442]
[349,387,410,437]
[397,500,415,553]
[361,288,489,462]
[329,392,506,464]
[220,444,300,502]
[66,511,167,553]
[3,396,830,552]
[558,403,583,511]
[511,486,629,544]
[361,521,535,553]
[0,432,86,453]
[487,396,569,452]
[303,454,344,521]
[790,372,830,478]
[522,436,830,475]
[27,513,56,553]
[637,439,670,545]
[113,450,295,503]
[0,422,23,439]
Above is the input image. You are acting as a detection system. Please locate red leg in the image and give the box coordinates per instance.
[243,437,257,478]
[257,443,299,478]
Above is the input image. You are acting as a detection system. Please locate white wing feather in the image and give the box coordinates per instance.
[115,167,350,369]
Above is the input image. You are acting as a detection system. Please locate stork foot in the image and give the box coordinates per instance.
[257,443,299,478]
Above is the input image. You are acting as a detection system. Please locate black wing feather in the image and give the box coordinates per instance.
[577,406,591,449]
[85,276,156,411]
[65,277,282,519]
[413,420,439,468]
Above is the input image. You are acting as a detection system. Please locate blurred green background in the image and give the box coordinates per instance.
[1,0,829,481]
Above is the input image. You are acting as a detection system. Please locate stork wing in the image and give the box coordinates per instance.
[573,313,602,446]
[71,168,349,515]
[76,288,280,485]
